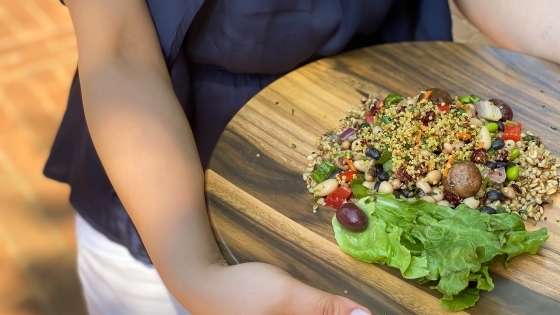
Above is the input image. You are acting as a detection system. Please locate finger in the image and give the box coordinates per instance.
[283,278,372,315]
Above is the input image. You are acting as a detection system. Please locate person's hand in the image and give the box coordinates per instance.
[187,261,372,315]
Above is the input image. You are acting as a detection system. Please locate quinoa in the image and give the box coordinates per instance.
[303,91,559,220]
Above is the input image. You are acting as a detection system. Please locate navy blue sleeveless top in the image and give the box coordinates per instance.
[46,0,452,264]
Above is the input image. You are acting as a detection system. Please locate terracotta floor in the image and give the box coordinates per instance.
[0,1,491,315]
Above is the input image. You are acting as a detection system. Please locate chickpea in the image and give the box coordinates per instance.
[341,140,351,150]
[391,178,402,190]
[501,186,516,199]
[443,142,454,154]
[463,196,480,209]
[425,170,442,185]
[431,187,444,201]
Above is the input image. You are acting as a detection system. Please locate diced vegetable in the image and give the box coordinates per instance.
[384,93,403,107]
[485,122,499,133]
[339,128,356,141]
[475,101,502,121]
[340,170,357,183]
[459,95,481,104]
[436,104,450,112]
[311,161,337,184]
[324,184,352,208]
[503,121,522,142]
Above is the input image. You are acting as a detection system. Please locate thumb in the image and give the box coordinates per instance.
[284,278,372,315]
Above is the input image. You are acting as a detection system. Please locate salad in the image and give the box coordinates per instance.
[303,89,557,311]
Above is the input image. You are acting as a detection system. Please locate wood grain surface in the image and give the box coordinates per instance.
[205,42,560,314]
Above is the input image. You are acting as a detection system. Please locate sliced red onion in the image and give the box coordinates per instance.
[474,101,502,121]
[488,167,506,183]
[339,128,356,141]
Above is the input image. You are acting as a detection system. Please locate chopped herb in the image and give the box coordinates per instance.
[408,107,416,112]
[551,126,558,131]
[542,105,546,108]
[455,108,466,114]
[487,148,496,157]
[436,137,441,143]
[291,109,294,116]
[403,156,412,161]
[404,143,411,149]
[291,143,297,148]
[453,79,464,85]
[556,220,560,223]
[426,191,437,196]
[522,135,533,141]
[382,116,392,124]
[540,90,545,93]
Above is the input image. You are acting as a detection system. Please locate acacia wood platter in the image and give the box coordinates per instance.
[205,42,560,314]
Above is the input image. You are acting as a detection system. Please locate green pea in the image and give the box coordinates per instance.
[506,165,519,181]
[509,148,520,161]
[485,122,499,133]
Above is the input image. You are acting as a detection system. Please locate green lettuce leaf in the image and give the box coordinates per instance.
[332,193,549,312]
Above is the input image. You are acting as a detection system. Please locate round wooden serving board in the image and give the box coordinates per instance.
[205,42,560,314]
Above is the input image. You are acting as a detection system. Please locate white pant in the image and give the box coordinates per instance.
[75,214,191,315]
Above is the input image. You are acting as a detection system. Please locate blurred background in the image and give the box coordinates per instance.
[0,1,491,314]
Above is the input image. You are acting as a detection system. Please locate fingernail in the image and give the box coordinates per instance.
[350,309,370,315]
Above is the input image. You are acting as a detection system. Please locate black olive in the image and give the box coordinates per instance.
[497,121,505,132]
[485,161,497,169]
[486,190,504,201]
[374,181,381,191]
[375,164,384,174]
[401,189,415,198]
[433,149,442,155]
[491,138,505,150]
[416,189,426,198]
[328,170,343,179]
[393,190,402,199]
[366,147,382,160]
[336,203,368,231]
[495,161,512,169]
[359,122,370,129]
[479,206,497,214]
[377,171,389,182]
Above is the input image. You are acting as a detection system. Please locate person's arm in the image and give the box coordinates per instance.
[454,0,560,64]
[63,0,371,314]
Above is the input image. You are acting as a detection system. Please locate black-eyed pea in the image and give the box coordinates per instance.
[334,157,349,171]
[313,179,339,196]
